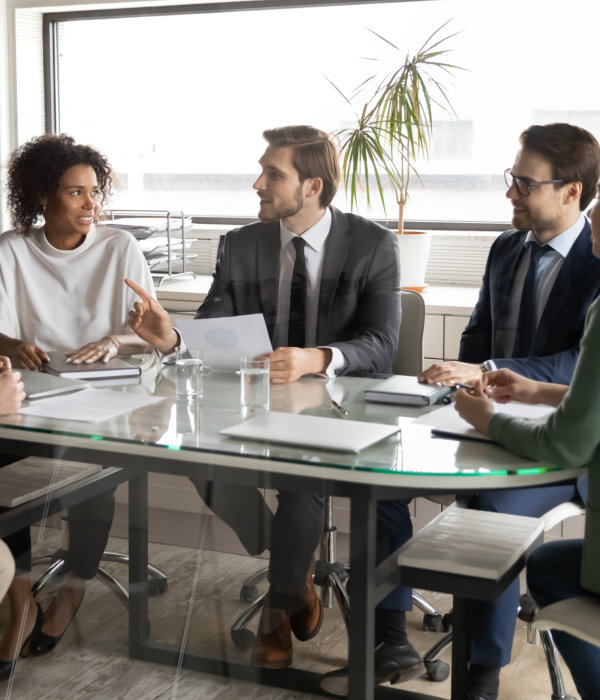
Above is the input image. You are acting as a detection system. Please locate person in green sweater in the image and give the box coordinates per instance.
[454,188,600,700]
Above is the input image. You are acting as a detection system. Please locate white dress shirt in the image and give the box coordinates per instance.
[494,213,585,361]
[273,208,345,375]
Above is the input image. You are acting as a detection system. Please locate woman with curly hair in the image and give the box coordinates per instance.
[0,133,155,677]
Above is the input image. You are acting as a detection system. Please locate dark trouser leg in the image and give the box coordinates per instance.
[66,488,115,580]
[188,476,273,556]
[527,540,600,700]
[376,499,413,612]
[466,482,578,667]
[268,490,325,596]
[2,528,31,577]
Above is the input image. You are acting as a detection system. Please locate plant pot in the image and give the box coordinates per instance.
[395,230,431,292]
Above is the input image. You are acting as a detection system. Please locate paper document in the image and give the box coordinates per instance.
[177,314,273,370]
[20,389,165,423]
[221,411,400,453]
[413,401,554,442]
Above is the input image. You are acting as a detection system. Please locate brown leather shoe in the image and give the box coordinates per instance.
[250,605,293,669]
[290,566,323,642]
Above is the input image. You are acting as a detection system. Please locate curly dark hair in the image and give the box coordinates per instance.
[6,133,113,233]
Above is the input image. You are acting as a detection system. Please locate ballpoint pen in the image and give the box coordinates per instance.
[330,399,348,417]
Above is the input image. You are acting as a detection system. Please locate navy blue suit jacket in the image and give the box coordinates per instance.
[195,206,402,375]
[459,219,600,384]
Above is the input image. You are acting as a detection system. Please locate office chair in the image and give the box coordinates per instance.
[532,593,599,700]
[31,514,168,607]
[516,500,587,700]
[230,290,451,678]
[20,456,168,607]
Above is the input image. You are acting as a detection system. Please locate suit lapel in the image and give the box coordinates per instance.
[257,222,281,339]
[316,207,351,342]
[494,232,527,350]
[534,219,593,352]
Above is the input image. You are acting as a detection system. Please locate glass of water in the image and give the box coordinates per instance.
[240,356,270,416]
[175,347,204,398]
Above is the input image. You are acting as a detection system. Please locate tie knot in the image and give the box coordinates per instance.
[528,241,549,263]
[292,236,305,254]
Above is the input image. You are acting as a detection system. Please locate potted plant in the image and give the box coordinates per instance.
[332,22,462,290]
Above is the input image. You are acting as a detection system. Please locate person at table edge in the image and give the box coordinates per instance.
[125,125,402,669]
[350,123,600,700]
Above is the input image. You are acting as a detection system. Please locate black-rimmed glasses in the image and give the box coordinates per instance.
[504,169,564,196]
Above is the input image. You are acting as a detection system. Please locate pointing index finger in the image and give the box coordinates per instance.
[125,278,153,303]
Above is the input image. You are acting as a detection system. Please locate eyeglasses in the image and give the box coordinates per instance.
[504,169,564,197]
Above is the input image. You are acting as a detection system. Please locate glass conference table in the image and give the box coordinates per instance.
[0,360,583,700]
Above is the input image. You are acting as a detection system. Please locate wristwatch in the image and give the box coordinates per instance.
[480,360,493,374]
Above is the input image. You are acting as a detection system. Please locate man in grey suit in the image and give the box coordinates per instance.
[126,125,402,669]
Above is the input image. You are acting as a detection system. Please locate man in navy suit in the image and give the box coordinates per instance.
[321,123,600,699]
[126,125,402,671]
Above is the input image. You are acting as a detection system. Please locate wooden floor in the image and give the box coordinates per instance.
[0,528,578,700]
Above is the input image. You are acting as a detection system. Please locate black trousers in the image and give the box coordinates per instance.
[189,477,324,595]
[0,455,115,580]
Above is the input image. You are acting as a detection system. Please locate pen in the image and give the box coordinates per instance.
[451,382,475,391]
[330,399,348,417]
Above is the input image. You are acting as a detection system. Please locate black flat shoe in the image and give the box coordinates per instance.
[30,594,83,656]
[0,602,44,680]
[319,641,425,697]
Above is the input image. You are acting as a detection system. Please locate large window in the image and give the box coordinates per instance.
[48,0,600,224]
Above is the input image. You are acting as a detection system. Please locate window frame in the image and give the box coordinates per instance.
[41,0,509,231]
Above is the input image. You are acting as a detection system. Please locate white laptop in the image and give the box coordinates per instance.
[221,411,400,453]
[20,370,90,400]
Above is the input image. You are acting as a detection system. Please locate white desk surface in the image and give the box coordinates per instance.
[156,277,480,316]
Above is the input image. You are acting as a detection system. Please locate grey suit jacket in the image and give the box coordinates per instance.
[195,206,402,374]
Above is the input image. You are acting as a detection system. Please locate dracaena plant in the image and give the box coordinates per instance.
[332,21,463,234]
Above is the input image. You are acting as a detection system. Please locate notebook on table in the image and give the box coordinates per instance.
[220,411,400,453]
[20,369,90,400]
[364,375,452,406]
[43,352,141,380]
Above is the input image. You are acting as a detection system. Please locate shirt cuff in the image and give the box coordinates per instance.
[158,328,183,363]
[320,346,346,378]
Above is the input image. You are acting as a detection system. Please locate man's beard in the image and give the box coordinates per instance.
[258,187,304,222]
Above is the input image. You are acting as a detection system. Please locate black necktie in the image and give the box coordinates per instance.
[512,242,550,357]
[288,236,307,347]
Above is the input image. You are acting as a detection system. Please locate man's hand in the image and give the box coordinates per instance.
[454,381,493,435]
[12,342,48,370]
[125,278,179,354]
[66,336,120,364]
[266,347,332,384]
[418,361,482,386]
[0,357,25,414]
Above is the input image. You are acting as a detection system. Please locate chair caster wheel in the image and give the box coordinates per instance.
[148,578,168,596]
[425,659,450,682]
[422,613,444,632]
[442,612,453,632]
[231,628,255,650]
[240,585,260,604]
